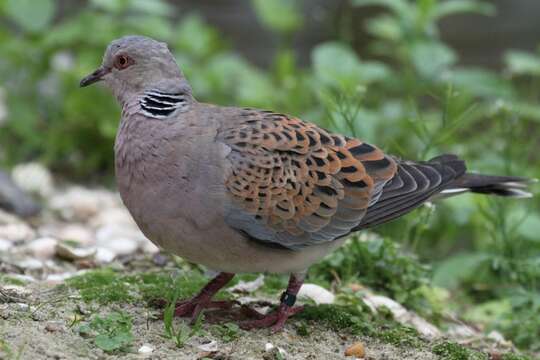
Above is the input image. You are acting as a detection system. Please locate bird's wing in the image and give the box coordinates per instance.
[355,154,467,229]
[218,108,397,250]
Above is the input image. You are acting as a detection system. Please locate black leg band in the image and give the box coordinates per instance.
[280,291,297,307]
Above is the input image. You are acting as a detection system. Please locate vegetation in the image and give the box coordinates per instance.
[1,0,539,354]
[78,311,134,353]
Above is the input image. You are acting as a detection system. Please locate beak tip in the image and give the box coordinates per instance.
[79,67,109,88]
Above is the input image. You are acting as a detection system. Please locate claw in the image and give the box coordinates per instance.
[240,304,304,332]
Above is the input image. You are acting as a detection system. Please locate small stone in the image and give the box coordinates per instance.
[0,285,31,302]
[90,207,136,228]
[264,343,287,359]
[27,237,58,259]
[344,342,365,358]
[45,322,63,332]
[49,187,116,221]
[0,223,35,243]
[141,239,159,253]
[56,224,94,246]
[16,258,43,270]
[197,340,218,352]
[96,224,145,244]
[0,238,13,252]
[298,284,335,304]
[95,247,116,264]
[138,344,154,354]
[152,253,168,266]
[99,237,138,256]
[55,243,96,261]
[228,275,265,294]
[12,162,54,197]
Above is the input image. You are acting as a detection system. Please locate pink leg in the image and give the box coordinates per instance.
[240,273,305,332]
[171,272,235,323]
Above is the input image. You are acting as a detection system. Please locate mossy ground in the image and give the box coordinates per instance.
[1,254,532,360]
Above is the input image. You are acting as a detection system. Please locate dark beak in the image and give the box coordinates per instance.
[80,67,110,87]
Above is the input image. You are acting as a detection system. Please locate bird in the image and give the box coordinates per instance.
[80,35,533,332]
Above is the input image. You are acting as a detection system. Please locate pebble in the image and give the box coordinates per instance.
[344,342,365,358]
[45,322,63,333]
[12,162,54,197]
[138,344,154,354]
[197,340,218,352]
[0,285,31,302]
[0,238,13,251]
[0,223,35,243]
[56,224,94,246]
[264,343,287,359]
[362,294,441,338]
[55,243,96,261]
[49,187,116,221]
[298,283,335,304]
[27,237,58,259]
[98,236,138,256]
[95,247,116,263]
[141,239,159,253]
[90,207,135,228]
[228,275,265,293]
[16,258,43,270]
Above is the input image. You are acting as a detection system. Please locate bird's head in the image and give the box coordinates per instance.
[80,35,189,104]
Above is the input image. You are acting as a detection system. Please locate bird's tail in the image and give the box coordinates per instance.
[441,172,535,198]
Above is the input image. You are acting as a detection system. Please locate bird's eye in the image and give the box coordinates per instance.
[114,54,132,70]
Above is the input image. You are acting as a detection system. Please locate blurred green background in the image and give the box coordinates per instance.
[1,0,539,352]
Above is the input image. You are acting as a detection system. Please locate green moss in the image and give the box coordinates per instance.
[431,341,487,360]
[298,304,364,331]
[378,326,423,348]
[0,275,27,286]
[67,268,134,303]
[66,268,230,304]
[501,353,531,360]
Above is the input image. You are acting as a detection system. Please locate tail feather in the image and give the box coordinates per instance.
[444,173,535,198]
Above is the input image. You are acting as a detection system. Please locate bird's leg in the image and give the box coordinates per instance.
[172,272,235,323]
[240,272,305,332]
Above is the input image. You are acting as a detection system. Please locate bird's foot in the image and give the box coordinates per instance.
[172,298,237,323]
[240,303,304,332]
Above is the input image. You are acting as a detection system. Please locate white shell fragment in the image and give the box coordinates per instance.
[298,283,335,304]
[197,340,218,352]
[228,275,265,293]
[362,294,441,338]
[138,344,154,354]
[55,243,96,261]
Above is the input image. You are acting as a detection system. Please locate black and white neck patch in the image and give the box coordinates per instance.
[139,90,189,119]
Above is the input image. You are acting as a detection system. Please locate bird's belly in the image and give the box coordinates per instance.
[128,204,344,274]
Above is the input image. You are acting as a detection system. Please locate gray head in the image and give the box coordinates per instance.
[80,35,191,104]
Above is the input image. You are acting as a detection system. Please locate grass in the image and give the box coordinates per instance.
[0,275,27,286]
[78,312,134,353]
[66,267,224,305]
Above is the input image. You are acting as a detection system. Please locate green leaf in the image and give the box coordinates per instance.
[352,0,412,20]
[518,214,540,241]
[312,42,388,89]
[505,50,540,76]
[449,68,514,98]
[433,0,495,20]
[251,0,303,34]
[410,41,457,79]
[5,0,55,32]
[433,253,490,288]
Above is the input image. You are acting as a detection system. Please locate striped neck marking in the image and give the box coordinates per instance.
[139,90,189,119]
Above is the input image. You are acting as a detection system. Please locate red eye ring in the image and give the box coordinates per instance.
[114,54,132,70]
